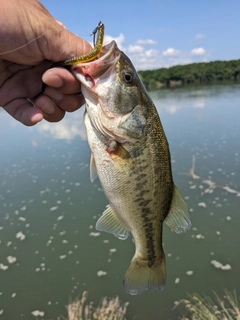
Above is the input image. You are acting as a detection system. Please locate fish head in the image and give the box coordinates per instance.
[72,41,149,142]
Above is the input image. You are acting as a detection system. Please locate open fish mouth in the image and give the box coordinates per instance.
[72,41,120,79]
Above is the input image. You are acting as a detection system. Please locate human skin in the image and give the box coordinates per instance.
[0,0,92,126]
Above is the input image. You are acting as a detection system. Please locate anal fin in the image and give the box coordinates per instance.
[164,185,191,233]
[96,205,130,240]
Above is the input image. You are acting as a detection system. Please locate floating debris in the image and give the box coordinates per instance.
[186,156,240,197]
[97,270,107,277]
[0,264,9,271]
[195,234,205,240]
[109,248,117,254]
[175,278,180,284]
[31,310,45,317]
[7,256,17,264]
[211,260,232,270]
[50,206,58,212]
[89,232,101,237]
[222,186,240,196]
[59,255,67,260]
[16,231,26,241]
[74,182,81,186]
[18,217,26,222]
[198,202,207,208]
[186,270,194,276]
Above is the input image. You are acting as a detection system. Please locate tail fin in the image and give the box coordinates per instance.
[123,255,166,295]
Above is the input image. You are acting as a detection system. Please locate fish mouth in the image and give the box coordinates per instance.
[72,41,120,79]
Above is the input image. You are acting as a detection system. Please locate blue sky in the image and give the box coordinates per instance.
[42,0,240,70]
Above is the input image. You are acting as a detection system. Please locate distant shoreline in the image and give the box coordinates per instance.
[138,59,240,91]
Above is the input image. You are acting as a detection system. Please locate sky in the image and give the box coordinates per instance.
[41,0,240,71]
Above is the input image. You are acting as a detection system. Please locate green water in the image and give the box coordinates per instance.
[0,83,240,319]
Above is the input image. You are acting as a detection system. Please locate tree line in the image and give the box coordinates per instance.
[138,59,240,91]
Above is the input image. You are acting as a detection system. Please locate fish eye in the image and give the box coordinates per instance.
[122,70,134,84]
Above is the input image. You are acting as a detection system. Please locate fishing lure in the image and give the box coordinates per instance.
[41,22,104,92]
[55,21,104,66]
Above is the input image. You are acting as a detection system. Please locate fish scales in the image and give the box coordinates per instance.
[72,39,191,295]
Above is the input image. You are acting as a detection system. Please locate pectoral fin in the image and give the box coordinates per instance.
[90,153,98,182]
[164,185,191,233]
[96,205,130,240]
[109,143,134,169]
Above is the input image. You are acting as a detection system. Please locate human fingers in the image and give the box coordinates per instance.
[3,98,44,126]
[39,86,85,112]
[33,91,85,122]
[0,62,51,107]
[33,95,65,122]
[42,67,81,94]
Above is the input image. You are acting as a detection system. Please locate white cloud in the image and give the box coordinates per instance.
[166,105,177,114]
[136,39,157,45]
[145,49,158,58]
[104,33,125,51]
[37,109,87,141]
[128,45,144,53]
[193,97,205,109]
[162,48,180,57]
[191,47,206,56]
[195,33,205,40]
[101,34,208,70]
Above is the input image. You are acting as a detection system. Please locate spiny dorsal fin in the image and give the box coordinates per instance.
[164,185,191,233]
[96,205,130,240]
[90,153,98,182]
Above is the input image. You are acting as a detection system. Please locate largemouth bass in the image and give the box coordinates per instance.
[72,40,191,295]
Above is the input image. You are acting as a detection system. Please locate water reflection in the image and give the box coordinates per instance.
[0,83,239,320]
[37,107,86,141]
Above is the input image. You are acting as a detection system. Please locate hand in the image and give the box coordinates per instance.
[0,0,92,126]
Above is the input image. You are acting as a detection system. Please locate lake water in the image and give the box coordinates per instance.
[0,83,240,320]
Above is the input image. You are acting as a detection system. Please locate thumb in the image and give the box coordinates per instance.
[39,22,93,63]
